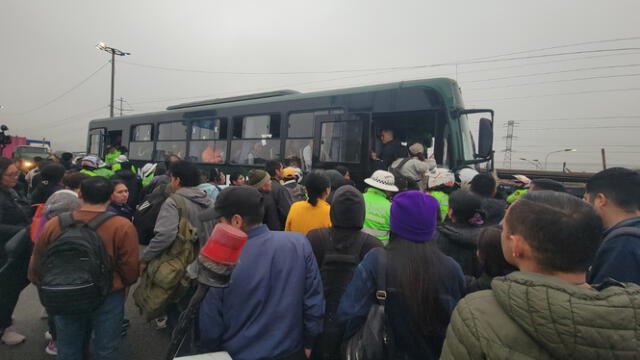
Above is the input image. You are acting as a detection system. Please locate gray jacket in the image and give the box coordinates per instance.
[141,187,215,263]
[390,157,436,186]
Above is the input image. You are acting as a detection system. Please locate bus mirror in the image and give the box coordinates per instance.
[477,118,493,159]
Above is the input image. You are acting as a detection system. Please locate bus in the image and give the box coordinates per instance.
[87,78,494,185]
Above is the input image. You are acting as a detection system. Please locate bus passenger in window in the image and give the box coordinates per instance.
[200,142,224,163]
[370,129,406,170]
[302,140,313,172]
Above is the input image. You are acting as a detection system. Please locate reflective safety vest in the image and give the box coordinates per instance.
[105,150,121,166]
[430,191,449,223]
[362,188,392,241]
[111,163,137,173]
[93,168,114,178]
[80,169,97,177]
[507,189,528,204]
[142,173,154,187]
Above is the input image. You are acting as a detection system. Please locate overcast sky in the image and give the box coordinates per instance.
[1,0,639,171]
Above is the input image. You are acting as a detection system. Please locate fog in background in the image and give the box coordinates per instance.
[1,0,639,172]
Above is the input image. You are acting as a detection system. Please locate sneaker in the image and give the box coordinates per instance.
[44,330,52,341]
[45,340,57,356]
[153,316,167,330]
[1,326,26,345]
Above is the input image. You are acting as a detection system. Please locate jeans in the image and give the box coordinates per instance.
[55,290,125,360]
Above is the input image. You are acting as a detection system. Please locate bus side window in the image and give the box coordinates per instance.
[229,114,281,165]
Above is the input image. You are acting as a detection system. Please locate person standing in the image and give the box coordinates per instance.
[283,167,306,202]
[362,170,399,242]
[440,191,640,359]
[199,186,324,360]
[108,180,134,221]
[0,157,31,345]
[247,169,281,231]
[30,163,65,205]
[584,168,640,284]
[469,173,507,226]
[266,160,293,230]
[111,159,142,209]
[338,191,465,359]
[436,190,487,277]
[285,171,332,235]
[390,143,436,190]
[426,168,456,223]
[306,185,382,359]
[29,177,139,360]
[370,129,406,170]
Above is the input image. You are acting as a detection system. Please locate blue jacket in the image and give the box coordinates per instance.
[337,247,465,359]
[199,225,325,360]
[588,216,640,285]
[197,183,226,203]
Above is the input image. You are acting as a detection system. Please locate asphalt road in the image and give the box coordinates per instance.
[1,284,170,360]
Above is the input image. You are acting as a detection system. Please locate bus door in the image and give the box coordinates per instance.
[88,128,105,158]
[313,113,371,188]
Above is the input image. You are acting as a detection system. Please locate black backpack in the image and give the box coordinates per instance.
[312,230,367,360]
[37,212,114,316]
[133,185,170,245]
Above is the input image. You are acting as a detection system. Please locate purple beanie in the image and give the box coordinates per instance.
[390,191,439,243]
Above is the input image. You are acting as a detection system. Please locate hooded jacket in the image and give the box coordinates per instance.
[141,187,214,263]
[440,271,640,360]
[436,223,483,276]
[307,186,382,267]
[0,187,30,245]
[588,216,640,285]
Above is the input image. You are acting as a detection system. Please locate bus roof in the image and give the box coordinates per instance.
[89,77,462,124]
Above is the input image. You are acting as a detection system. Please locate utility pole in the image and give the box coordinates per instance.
[503,120,516,169]
[601,148,607,170]
[119,97,124,117]
[96,42,130,118]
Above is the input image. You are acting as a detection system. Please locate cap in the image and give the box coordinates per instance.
[409,143,425,155]
[247,169,270,189]
[209,185,264,220]
[283,167,297,179]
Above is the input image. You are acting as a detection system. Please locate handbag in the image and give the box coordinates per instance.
[343,250,393,360]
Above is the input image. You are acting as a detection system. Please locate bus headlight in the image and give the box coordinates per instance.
[23,161,33,168]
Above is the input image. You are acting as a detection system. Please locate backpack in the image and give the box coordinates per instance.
[312,231,367,360]
[133,194,199,320]
[133,184,170,245]
[37,212,114,316]
[30,203,47,243]
[343,250,394,360]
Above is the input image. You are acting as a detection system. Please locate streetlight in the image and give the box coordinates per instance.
[96,42,130,118]
[519,157,542,169]
[545,148,576,169]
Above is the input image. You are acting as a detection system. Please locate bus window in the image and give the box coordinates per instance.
[285,109,343,171]
[189,118,228,163]
[88,128,105,157]
[155,121,187,161]
[229,114,281,165]
[320,121,362,163]
[129,124,154,161]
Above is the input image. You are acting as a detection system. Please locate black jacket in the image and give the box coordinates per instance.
[375,139,407,170]
[261,191,281,231]
[435,223,484,277]
[30,183,63,205]
[108,201,134,221]
[481,198,507,226]
[0,187,31,247]
[269,179,292,230]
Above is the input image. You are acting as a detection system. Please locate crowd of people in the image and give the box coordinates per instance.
[0,144,639,360]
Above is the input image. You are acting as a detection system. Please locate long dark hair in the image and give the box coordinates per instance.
[449,190,486,227]
[386,234,449,337]
[477,226,517,277]
[305,171,330,206]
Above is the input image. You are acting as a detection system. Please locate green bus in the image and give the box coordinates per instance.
[87,78,493,185]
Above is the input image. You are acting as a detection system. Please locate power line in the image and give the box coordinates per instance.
[507,115,640,122]
[469,35,640,60]
[13,62,110,115]
[466,72,640,91]
[20,106,109,131]
[467,87,640,102]
[459,51,640,75]
[519,125,640,131]
[464,63,640,83]
[119,47,640,76]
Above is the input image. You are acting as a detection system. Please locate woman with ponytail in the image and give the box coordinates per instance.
[435,190,487,276]
[285,171,331,235]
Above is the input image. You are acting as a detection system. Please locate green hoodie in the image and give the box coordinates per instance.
[440,271,640,359]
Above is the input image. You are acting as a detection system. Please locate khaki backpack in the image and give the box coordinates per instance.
[133,194,199,320]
